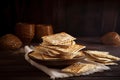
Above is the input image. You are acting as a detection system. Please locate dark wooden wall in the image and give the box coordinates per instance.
[1,0,120,37]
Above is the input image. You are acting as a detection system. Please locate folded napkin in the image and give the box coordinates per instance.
[24,46,74,79]
[24,46,110,79]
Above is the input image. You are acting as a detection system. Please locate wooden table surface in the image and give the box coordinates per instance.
[0,37,120,80]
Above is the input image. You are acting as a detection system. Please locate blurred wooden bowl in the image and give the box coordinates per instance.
[35,24,53,42]
[101,32,120,46]
[29,53,85,68]
[15,23,35,44]
[0,34,23,50]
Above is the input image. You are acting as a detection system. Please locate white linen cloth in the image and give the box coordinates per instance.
[24,46,110,79]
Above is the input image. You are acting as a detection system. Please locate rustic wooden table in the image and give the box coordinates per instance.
[0,37,120,80]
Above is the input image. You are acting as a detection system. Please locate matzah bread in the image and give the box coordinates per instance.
[62,62,110,75]
[41,40,76,47]
[102,62,118,65]
[84,50,109,55]
[24,32,120,79]
[34,46,60,57]
[41,44,86,55]
[84,50,120,61]
[29,51,60,60]
[41,32,76,45]
[75,51,85,58]
[84,52,113,63]
[41,44,86,59]
[62,62,97,74]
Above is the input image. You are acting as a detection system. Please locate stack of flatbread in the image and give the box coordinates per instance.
[29,32,86,60]
[28,32,120,76]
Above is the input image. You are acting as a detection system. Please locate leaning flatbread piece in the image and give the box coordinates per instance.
[84,51,114,63]
[84,50,120,61]
[41,32,76,45]
[85,57,113,63]
[74,51,85,58]
[102,62,118,65]
[84,50,109,55]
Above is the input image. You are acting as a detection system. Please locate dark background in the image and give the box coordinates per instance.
[1,0,120,37]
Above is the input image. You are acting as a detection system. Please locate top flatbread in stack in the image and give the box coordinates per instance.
[30,32,86,60]
[41,32,76,46]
